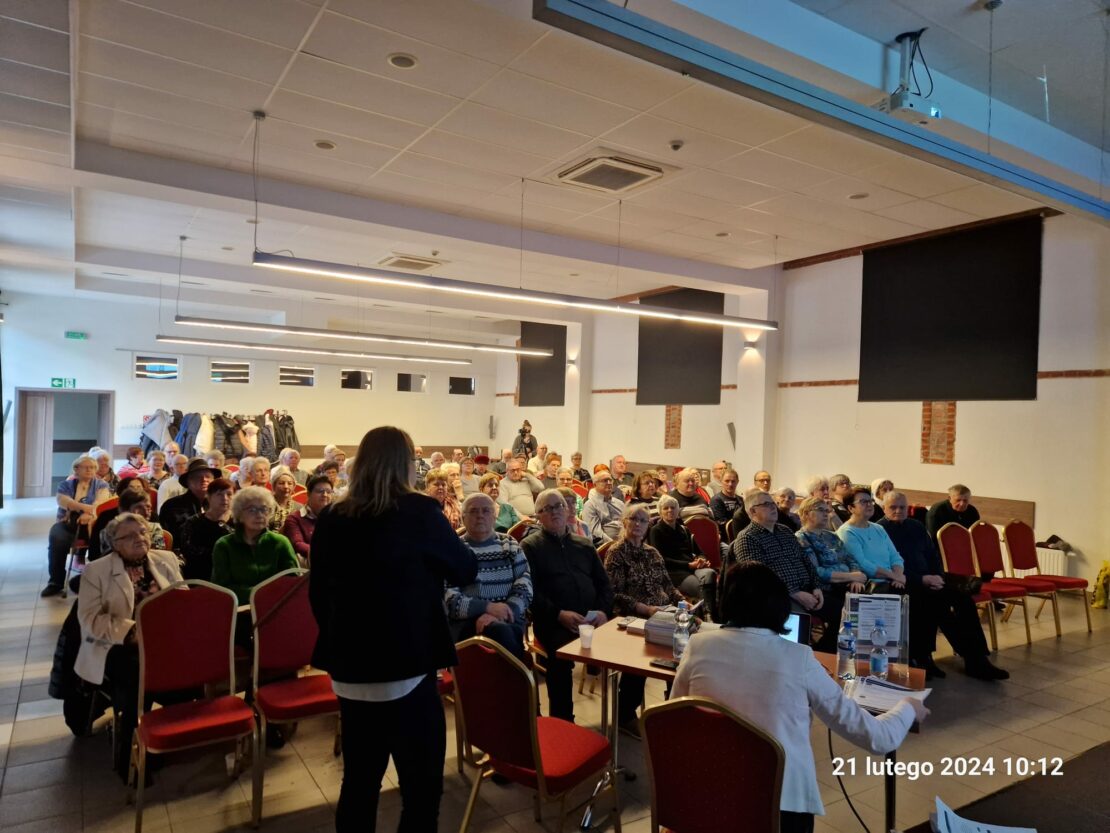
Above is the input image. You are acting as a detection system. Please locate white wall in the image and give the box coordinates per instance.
[2,292,498,492]
[773,214,1110,582]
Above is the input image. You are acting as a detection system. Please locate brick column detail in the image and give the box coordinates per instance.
[921,401,956,465]
[664,405,682,450]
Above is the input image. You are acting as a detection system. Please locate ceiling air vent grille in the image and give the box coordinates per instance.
[557,155,664,194]
[377,253,444,271]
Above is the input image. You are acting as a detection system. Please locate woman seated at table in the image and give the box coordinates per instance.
[628,470,661,520]
[648,494,717,620]
[425,468,462,529]
[42,455,112,597]
[211,486,297,611]
[795,497,867,594]
[837,488,905,590]
[672,562,927,833]
[269,470,298,531]
[479,473,521,532]
[605,503,685,734]
[75,512,184,780]
[178,478,234,581]
[446,493,533,659]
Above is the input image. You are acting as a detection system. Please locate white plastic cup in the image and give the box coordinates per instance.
[578,623,595,649]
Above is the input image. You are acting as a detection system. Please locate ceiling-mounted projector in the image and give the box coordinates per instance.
[872,29,942,126]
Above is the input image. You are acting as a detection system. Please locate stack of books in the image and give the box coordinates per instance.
[644,607,681,647]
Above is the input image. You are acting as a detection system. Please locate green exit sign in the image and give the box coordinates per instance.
[64,331,88,340]
[50,378,77,389]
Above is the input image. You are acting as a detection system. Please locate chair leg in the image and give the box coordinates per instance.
[985,604,998,653]
[453,696,464,773]
[1050,594,1062,638]
[533,791,542,822]
[333,713,342,757]
[1000,603,1015,624]
[557,794,567,833]
[133,743,147,833]
[460,767,486,833]
[1081,589,1093,633]
[1035,598,1047,619]
[251,716,264,827]
[1021,600,1032,645]
[608,774,623,833]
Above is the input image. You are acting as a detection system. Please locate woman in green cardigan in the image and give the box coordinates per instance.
[212,485,298,606]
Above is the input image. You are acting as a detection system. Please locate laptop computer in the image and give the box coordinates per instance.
[781,612,812,645]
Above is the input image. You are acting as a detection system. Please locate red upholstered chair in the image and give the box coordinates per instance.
[1004,520,1092,633]
[249,569,339,826]
[131,582,256,833]
[160,530,173,552]
[507,520,531,543]
[453,637,620,833]
[97,497,121,516]
[971,522,1060,638]
[696,487,712,504]
[290,490,308,506]
[937,523,1028,651]
[641,697,784,833]
[571,482,589,499]
[685,516,722,570]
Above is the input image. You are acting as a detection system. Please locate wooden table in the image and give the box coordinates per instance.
[557,621,924,832]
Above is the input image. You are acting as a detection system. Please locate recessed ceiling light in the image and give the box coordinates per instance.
[387,52,418,69]
[715,231,731,238]
[222,246,234,251]
[314,139,337,151]
[848,192,870,200]
[246,219,260,224]
[569,272,579,277]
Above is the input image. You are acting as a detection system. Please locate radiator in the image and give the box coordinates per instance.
[1012,547,1068,578]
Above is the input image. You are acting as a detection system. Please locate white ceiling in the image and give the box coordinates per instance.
[0,0,1053,335]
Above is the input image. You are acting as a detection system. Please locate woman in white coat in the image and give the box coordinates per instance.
[76,512,183,779]
[672,562,929,833]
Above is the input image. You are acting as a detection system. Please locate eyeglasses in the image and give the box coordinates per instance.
[243,505,274,516]
[853,498,875,506]
[537,504,567,514]
[751,501,776,510]
[113,532,148,545]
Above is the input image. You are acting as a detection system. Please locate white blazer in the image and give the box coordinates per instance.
[75,550,184,685]
[671,627,915,815]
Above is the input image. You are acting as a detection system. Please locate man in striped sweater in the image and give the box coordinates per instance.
[446,493,533,659]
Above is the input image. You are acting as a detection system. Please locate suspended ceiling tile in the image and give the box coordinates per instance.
[506,180,616,215]
[301,12,500,100]
[668,218,769,245]
[436,102,592,160]
[666,168,782,207]
[78,74,251,138]
[854,156,979,198]
[0,59,69,106]
[266,90,427,149]
[280,53,459,127]
[470,69,638,137]
[622,187,741,223]
[77,102,242,159]
[1,0,69,30]
[708,148,840,191]
[81,0,292,85]
[79,39,271,111]
[127,0,320,49]
[651,83,810,147]
[800,175,917,211]
[249,119,398,170]
[601,114,749,168]
[404,130,549,178]
[0,17,69,72]
[880,199,980,229]
[385,152,521,195]
[930,183,1044,217]
[509,30,692,112]
[0,92,68,132]
[761,124,901,174]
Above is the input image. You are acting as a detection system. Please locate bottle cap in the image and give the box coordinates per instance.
[874,619,884,627]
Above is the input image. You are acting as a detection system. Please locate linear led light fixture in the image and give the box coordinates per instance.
[156,335,472,366]
[253,251,779,331]
[173,315,553,357]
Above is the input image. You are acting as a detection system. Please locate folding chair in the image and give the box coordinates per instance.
[1004,520,1092,633]
[131,581,256,833]
[571,483,589,500]
[937,523,1029,651]
[641,696,784,833]
[971,522,1060,637]
[453,637,620,833]
[250,569,339,826]
[685,516,722,570]
[291,490,308,506]
[506,520,531,542]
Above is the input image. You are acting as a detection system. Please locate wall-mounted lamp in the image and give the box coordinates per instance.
[743,340,759,351]
[566,358,577,368]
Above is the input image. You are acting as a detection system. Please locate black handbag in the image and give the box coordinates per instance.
[944,572,984,596]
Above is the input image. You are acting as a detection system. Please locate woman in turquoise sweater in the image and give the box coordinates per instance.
[836,488,905,589]
[212,485,298,605]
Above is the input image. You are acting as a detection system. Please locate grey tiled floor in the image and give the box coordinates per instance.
[1,497,1107,832]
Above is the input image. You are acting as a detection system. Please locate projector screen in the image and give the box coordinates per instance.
[858,215,1042,402]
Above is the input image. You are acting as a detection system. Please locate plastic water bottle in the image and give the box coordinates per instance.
[869,620,889,680]
[672,601,691,660]
[836,620,856,680]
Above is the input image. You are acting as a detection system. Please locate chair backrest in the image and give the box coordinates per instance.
[1003,520,1040,572]
[137,581,237,701]
[225,464,239,473]
[96,497,120,516]
[685,516,721,568]
[251,569,315,683]
[696,487,711,504]
[292,484,307,494]
[291,490,308,505]
[571,483,589,499]
[936,523,976,577]
[642,697,784,833]
[506,520,530,542]
[160,530,174,551]
[724,518,736,543]
[598,540,614,561]
[970,522,1006,574]
[453,638,543,784]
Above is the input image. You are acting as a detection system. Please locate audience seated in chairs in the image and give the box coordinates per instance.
[836,487,906,591]
[116,446,149,480]
[269,470,298,531]
[318,459,342,490]
[459,457,481,496]
[87,478,151,562]
[425,468,462,529]
[521,489,612,724]
[178,478,235,581]
[582,469,625,544]
[728,488,842,652]
[569,451,592,485]
[204,449,229,481]
[803,476,839,531]
[610,454,635,489]
[156,453,191,510]
[446,493,533,660]
[74,512,184,780]
[774,487,801,532]
[604,502,686,734]
[282,474,333,566]
[828,474,854,524]
[879,492,1008,681]
[279,447,309,485]
[159,458,220,547]
[672,562,928,833]
[794,497,867,595]
[89,448,120,494]
[649,494,717,621]
[871,478,894,522]
[91,485,167,563]
[500,456,544,517]
[670,468,712,520]
[709,468,742,529]
[42,455,112,597]
[556,468,585,514]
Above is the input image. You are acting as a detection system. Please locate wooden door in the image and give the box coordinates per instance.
[17,391,53,498]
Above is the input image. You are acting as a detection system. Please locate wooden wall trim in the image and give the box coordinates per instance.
[1037,369,1109,379]
[778,379,859,388]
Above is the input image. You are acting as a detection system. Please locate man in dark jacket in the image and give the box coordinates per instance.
[880,491,1007,682]
[521,489,613,723]
[159,458,218,546]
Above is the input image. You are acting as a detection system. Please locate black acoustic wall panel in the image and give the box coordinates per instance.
[518,322,566,407]
[858,215,1042,402]
[636,288,724,405]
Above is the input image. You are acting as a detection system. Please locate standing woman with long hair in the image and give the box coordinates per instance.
[309,426,476,832]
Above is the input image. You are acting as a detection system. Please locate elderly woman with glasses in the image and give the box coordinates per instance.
[837,487,905,590]
[211,486,298,608]
[795,497,867,594]
[425,468,462,529]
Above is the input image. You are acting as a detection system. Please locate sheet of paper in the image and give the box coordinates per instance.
[933,797,1036,833]
[856,594,903,644]
[847,677,930,713]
